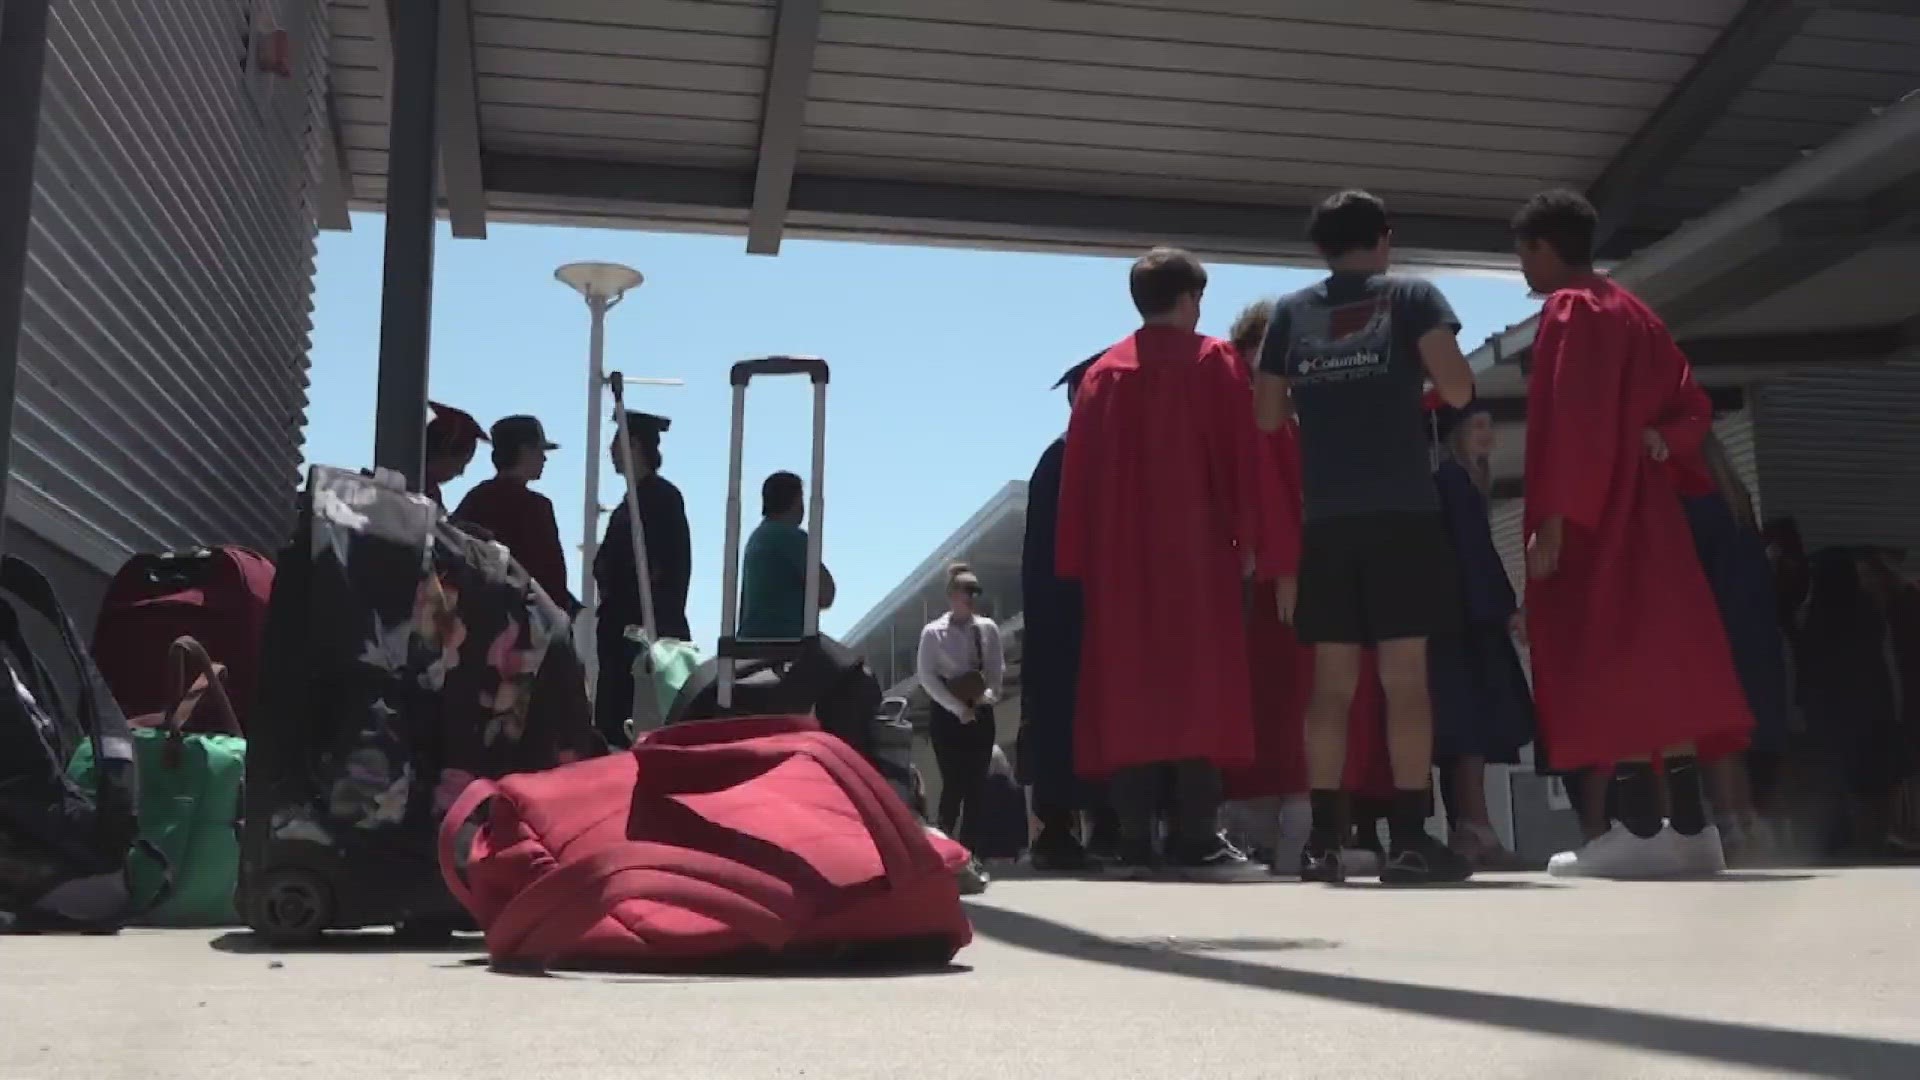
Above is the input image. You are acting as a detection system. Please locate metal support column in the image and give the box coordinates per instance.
[371,0,444,489]
[0,0,53,548]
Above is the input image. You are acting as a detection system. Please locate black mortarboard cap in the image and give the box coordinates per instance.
[1052,352,1104,395]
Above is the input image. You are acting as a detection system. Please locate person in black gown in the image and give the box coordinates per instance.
[592,411,692,747]
[1426,398,1534,869]
[1017,354,1119,871]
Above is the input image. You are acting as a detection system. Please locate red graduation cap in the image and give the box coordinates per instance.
[426,401,489,444]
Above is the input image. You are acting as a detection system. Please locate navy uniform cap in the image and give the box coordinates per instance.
[620,411,671,440]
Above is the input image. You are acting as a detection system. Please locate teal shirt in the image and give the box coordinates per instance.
[739,519,811,639]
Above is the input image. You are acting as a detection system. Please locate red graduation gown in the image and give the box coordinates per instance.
[1522,280,1751,769]
[1057,328,1281,776]
[453,477,578,612]
[1224,376,1310,799]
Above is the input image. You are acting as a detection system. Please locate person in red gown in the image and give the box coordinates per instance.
[423,401,487,509]
[1219,301,1311,867]
[1057,248,1280,880]
[454,415,580,615]
[1514,189,1751,878]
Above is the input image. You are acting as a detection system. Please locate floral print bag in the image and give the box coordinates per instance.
[239,467,603,940]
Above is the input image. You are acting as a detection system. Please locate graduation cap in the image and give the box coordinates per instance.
[425,401,488,447]
[1053,352,1105,398]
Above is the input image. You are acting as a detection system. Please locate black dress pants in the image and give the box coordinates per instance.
[931,703,996,839]
[1110,759,1222,858]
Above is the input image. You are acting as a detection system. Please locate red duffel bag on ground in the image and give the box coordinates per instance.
[438,713,974,972]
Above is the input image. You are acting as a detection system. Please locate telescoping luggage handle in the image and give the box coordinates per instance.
[716,356,830,709]
[607,373,659,644]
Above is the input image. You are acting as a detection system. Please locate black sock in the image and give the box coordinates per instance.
[1612,763,1663,838]
[1666,757,1708,836]
[1308,789,1343,851]
[1388,788,1433,844]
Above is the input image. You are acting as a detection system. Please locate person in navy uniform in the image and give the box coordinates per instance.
[454,415,578,614]
[593,411,692,746]
[423,401,487,509]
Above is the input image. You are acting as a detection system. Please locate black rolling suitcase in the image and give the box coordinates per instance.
[660,357,912,801]
[237,466,602,945]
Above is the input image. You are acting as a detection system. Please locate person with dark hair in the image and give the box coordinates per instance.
[1018,353,1111,872]
[592,410,692,746]
[1056,248,1275,880]
[1217,301,1312,869]
[1425,397,1533,869]
[738,469,836,641]
[1252,189,1477,885]
[455,415,577,614]
[1511,187,1750,878]
[423,401,488,509]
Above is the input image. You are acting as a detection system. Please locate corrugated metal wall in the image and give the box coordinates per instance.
[1489,410,1764,592]
[1754,361,1920,555]
[11,0,325,594]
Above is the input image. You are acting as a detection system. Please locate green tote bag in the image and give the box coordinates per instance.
[69,637,245,926]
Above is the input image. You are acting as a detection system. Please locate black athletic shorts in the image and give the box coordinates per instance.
[1293,510,1461,645]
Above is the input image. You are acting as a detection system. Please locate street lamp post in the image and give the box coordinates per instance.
[555,261,644,612]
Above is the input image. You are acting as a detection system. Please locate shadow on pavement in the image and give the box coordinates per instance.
[210,930,479,955]
[965,903,1918,1079]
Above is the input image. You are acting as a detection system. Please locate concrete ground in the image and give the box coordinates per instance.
[5,868,1918,1080]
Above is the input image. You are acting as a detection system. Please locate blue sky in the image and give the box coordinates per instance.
[305,214,1537,643]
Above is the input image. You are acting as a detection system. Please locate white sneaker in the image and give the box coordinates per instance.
[1546,823,1683,879]
[1669,824,1728,876]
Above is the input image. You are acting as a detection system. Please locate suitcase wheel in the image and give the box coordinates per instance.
[250,868,334,946]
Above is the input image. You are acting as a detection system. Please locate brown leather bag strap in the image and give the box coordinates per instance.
[164,636,242,738]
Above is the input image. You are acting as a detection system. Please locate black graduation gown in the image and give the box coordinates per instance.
[1016,436,1086,814]
[1427,459,1535,765]
[592,473,693,744]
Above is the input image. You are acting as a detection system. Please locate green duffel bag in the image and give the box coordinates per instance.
[69,637,245,926]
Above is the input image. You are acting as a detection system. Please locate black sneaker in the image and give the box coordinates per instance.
[1113,842,1165,880]
[1030,829,1104,874]
[1300,844,1345,884]
[1173,839,1267,882]
[1382,833,1474,885]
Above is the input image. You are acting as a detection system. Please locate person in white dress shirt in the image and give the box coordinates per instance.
[917,564,1007,840]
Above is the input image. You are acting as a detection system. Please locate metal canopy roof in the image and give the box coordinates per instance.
[321,0,1920,269]
[1466,88,1920,514]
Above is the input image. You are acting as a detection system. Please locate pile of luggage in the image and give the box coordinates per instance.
[0,355,972,972]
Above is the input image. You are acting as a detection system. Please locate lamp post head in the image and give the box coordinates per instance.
[555,261,644,301]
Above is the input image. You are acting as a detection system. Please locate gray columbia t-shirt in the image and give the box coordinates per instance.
[1257,272,1461,523]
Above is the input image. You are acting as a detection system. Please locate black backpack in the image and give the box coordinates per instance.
[665,635,917,802]
[0,556,164,933]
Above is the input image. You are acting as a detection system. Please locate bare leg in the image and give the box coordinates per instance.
[1305,643,1363,790]
[1375,637,1434,791]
